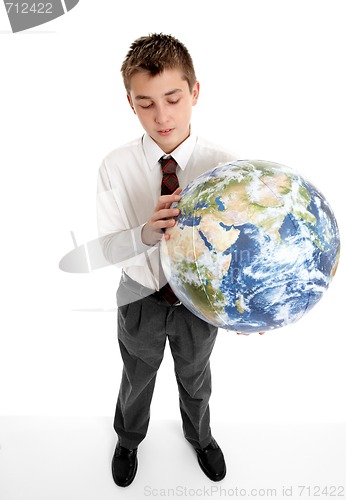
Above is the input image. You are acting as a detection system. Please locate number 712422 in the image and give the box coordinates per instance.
[5,3,53,14]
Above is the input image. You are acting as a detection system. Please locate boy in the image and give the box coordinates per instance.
[97,33,238,487]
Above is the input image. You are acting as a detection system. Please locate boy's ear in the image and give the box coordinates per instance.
[127,94,136,114]
[192,81,200,106]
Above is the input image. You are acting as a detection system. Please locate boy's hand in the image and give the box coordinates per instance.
[141,188,182,246]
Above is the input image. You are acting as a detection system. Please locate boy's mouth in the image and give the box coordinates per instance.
[158,128,174,136]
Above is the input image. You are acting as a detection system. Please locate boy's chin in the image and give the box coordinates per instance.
[154,130,189,153]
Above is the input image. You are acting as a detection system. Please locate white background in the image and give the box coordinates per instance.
[0,0,345,427]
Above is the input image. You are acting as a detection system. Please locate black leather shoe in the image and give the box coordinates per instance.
[195,437,226,481]
[111,441,138,487]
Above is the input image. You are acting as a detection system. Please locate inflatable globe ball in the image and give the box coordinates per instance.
[160,160,340,334]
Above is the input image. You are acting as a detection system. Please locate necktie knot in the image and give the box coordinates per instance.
[159,155,178,175]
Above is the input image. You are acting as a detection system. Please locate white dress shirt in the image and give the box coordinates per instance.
[97,132,238,289]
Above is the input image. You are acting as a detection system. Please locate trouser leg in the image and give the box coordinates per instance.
[114,297,167,450]
[167,305,218,450]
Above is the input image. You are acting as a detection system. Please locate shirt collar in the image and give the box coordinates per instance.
[142,130,197,171]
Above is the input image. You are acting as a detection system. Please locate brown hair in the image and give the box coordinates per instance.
[121,33,197,94]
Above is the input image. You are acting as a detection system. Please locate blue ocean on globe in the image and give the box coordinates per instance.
[161,160,340,333]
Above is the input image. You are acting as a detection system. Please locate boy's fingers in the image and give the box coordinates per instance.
[158,193,181,209]
[236,331,266,335]
[154,208,180,220]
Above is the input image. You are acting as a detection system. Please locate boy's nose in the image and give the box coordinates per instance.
[154,105,169,125]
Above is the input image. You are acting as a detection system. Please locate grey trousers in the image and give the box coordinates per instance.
[114,273,218,450]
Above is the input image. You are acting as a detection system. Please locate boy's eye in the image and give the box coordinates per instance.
[168,99,180,105]
[140,103,153,109]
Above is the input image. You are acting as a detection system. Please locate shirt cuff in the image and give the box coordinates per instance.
[132,223,155,255]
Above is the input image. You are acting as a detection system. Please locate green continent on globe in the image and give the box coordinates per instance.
[161,160,340,333]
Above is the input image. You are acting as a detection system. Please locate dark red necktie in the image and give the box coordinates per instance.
[157,155,180,305]
[160,155,179,195]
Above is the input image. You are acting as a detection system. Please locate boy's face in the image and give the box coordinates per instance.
[127,68,200,154]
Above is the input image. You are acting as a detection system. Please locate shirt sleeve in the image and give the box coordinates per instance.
[96,159,153,266]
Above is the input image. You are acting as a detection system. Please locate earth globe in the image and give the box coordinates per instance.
[161,160,340,334]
